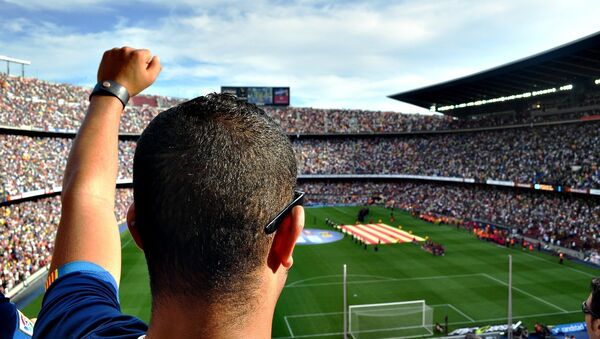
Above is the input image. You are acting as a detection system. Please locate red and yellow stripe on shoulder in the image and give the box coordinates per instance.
[45,269,59,290]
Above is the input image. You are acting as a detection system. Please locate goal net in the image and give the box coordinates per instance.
[348,300,433,339]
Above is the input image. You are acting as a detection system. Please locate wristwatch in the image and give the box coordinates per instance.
[89,80,130,108]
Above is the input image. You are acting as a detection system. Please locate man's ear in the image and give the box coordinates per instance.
[126,203,144,250]
[267,206,304,273]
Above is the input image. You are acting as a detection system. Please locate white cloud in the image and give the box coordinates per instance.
[1,17,31,33]
[1,0,600,112]
[3,0,111,11]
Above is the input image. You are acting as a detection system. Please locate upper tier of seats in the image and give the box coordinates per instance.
[2,73,599,134]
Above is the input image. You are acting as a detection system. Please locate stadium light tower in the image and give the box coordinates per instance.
[0,55,31,77]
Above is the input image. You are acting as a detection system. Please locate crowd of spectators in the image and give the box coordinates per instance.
[0,73,183,134]
[264,106,600,134]
[1,120,598,199]
[0,189,132,294]
[0,135,135,199]
[4,178,597,293]
[0,79,87,131]
[2,74,600,294]
[295,121,600,189]
[0,196,58,294]
[299,181,600,253]
[3,73,600,135]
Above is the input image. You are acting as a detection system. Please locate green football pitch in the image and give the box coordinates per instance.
[23,206,598,338]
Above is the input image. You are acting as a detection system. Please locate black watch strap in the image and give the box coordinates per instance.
[89,80,130,108]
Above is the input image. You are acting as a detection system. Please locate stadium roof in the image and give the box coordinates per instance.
[389,31,600,117]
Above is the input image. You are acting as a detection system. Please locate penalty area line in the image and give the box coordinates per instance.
[284,316,295,338]
[481,273,568,313]
[445,303,475,322]
[286,273,482,289]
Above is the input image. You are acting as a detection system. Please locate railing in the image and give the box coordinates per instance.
[5,264,49,299]
[3,174,598,206]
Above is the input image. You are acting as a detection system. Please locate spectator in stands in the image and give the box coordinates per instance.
[4,71,600,195]
[0,197,60,294]
[0,135,135,197]
[3,53,600,300]
[584,278,600,339]
[2,67,599,135]
[293,122,600,189]
[0,189,132,296]
[33,47,304,338]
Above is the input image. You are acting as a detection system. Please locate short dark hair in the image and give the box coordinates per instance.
[591,277,600,318]
[133,93,297,309]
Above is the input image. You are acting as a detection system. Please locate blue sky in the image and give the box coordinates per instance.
[1,0,600,112]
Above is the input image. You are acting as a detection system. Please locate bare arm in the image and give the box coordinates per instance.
[49,47,161,284]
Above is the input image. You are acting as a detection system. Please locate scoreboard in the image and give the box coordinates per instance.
[221,86,290,106]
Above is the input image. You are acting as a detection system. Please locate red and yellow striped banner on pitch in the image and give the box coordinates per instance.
[339,223,425,245]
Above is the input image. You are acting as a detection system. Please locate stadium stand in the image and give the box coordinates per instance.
[1,120,599,202]
[0,135,135,199]
[3,72,600,135]
[0,189,132,294]
[0,196,58,294]
[1,72,600,296]
[295,122,600,189]
[1,34,600,299]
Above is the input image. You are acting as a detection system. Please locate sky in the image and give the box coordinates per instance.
[1,0,600,113]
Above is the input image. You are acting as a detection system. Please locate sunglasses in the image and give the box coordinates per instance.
[583,300,600,318]
[264,190,305,234]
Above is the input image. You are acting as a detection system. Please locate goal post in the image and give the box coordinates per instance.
[348,300,433,339]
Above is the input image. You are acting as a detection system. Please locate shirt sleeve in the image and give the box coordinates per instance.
[33,261,147,339]
[0,295,18,338]
[1,293,34,339]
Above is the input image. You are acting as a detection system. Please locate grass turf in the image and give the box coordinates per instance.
[22,206,599,338]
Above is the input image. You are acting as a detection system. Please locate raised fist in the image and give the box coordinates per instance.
[97,47,161,97]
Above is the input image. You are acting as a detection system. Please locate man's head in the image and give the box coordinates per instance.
[585,277,600,339]
[129,93,301,315]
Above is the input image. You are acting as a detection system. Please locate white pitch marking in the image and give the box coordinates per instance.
[522,251,596,278]
[273,310,580,339]
[481,273,568,313]
[286,273,482,289]
[446,303,475,322]
[287,274,393,287]
[286,303,455,319]
[284,316,294,337]
[121,236,134,248]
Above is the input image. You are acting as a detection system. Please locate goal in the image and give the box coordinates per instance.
[348,300,433,339]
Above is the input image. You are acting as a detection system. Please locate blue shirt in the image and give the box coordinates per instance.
[0,292,33,339]
[33,261,147,338]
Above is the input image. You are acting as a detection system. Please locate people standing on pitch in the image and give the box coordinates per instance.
[33,47,304,338]
[559,252,565,264]
[583,278,600,339]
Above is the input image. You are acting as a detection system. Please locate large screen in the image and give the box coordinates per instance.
[273,87,290,105]
[221,86,290,106]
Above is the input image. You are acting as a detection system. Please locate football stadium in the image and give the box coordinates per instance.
[1,3,600,339]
